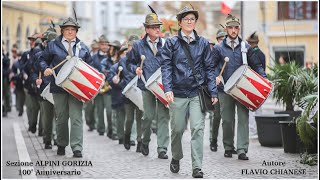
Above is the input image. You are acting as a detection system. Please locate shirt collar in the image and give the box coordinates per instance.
[181,31,195,40]
[147,36,159,43]
[226,36,239,45]
[62,37,76,43]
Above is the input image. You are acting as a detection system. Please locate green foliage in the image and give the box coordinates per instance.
[300,152,318,166]
[268,61,301,111]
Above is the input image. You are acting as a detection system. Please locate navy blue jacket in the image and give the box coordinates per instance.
[212,37,267,92]
[161,30,217,98]
[253,46,266,71]
[101,56,115,95]
[126,34,165,90]
[39,35,98,93]
[2,52,10,84]
[11,59,25,90]
[91,50,106,73]
[107,62,125,108]
[21,46,43,95]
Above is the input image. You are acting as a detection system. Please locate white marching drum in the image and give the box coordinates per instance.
[224,65,273,111]
[122,76,144,111]
[40,83,54,104]
[55,56,105,102]
[145,68,169,107]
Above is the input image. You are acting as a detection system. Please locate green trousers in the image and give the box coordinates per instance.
[25,93,41,132]
[2,78,11,113]
[15,89,26,113]
[210,101,221,143]
[112,106,125,140]
[40,100,54,144]
[170,96,205,170]
[124,101,143,142]
[53,93,83,152]
[219,92,249,154]
[103,94,113,134]
[94,94,105,133]
[84,100,95,130]
[142,90,169,154]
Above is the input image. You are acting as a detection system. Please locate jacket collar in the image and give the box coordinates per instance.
[54,35,81,54]
[177,29,200,42]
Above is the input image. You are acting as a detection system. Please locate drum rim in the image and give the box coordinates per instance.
[122,75,139,94]
[55,57,79,85]
[224,65,247,92]
[145,68,161,87]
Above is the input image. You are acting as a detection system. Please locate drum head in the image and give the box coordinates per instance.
[55,57,78,85]
[224,65,247,92]
[145,68,161,87]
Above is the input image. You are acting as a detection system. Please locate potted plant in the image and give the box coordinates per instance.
[255,61,301,147]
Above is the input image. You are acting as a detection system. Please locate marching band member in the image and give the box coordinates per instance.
[126,6,170,159]
[21,33,43,135]
[212,14,267,161]
[106,40,126,144]
[39,16,99,158]
[92,35,110,136]
[118,35,143,151]
[2,42,11,117]
[161,5,218,178]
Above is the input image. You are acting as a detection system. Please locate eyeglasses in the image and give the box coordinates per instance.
[226,26,240,30]
[148,26,160,30]
[182,17,196,23]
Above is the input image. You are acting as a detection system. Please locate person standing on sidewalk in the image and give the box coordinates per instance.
[161,5,218,178]
[212,14,267,160]
[40,16,99,158]
[2,42,11,117]
[11,50,25,117]
[126,6,170,159]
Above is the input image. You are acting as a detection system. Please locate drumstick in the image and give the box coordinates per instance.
[219,57,229,77]
[117,66,123,77]
[140,55,146,68]
[37,72,41,88]
[51,56,71,71]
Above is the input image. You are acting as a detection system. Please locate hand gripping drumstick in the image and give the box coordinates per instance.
[140,55,146,68]
[37,72,42,88]
[219,57,229,77]
[51,56,72,71]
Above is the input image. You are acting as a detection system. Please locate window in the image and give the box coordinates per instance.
[278,1,318,20]
[274,46,305,67]
[26,26,30,49]
[6,26,10,52]
[16,24,21,50]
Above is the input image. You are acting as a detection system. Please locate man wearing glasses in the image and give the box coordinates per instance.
[212,14,267,161]
[126,7,170,160]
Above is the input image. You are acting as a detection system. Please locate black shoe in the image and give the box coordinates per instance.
[224,150,232,158]
[192,168,204,178]
[107,131,112,139]
[57,146,65,155]
[3,112,7,117]
[112,134,119,140]
[232,149,237,154]
[73,150,82,158]
[238,153,249,160]
[130,140,136,146]
[98,132,104,136]
[210,142,217,152]
[38,131,43,137]
[136,142,142,153]
[119,139,124,144]
[141,143,149,156]
[18,112,23,116]
[28,127,36,134]
[124,135,131,150]
[151,128,157,134]
[88,127,95,132]
[158,151,168,159]
[170,158,180,173]
[53,139,57,146]
[45,144,52,149]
